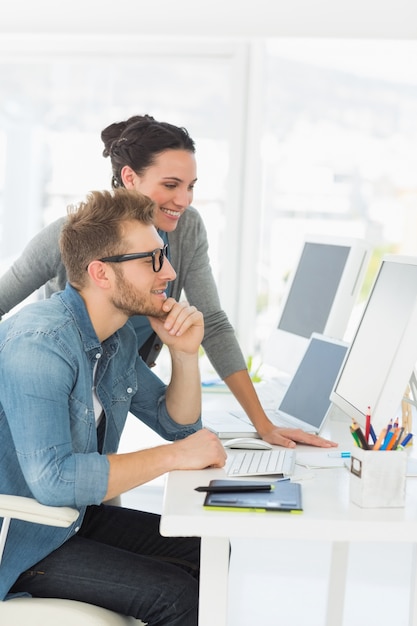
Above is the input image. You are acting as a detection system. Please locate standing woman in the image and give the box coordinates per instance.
[0,115,335,449]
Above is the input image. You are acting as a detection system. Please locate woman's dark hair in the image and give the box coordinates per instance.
[101,114,196,189]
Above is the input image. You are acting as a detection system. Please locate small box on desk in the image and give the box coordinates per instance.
[350,448,407,508]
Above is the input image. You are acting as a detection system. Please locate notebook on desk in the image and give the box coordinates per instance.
[203,334,349,437]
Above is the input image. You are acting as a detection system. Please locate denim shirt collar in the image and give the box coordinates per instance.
[54,283,119,359]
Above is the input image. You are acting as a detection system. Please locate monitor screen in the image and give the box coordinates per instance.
[278,333,349,433]
[330,255,417,434]
[277,243,350,338]
[263,235,370,376]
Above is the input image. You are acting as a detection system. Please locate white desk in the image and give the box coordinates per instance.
[160,415,417,626]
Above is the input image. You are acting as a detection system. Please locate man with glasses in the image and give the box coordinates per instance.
[0,188,226,625]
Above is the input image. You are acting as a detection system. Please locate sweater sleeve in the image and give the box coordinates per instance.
[169,207,247,379]
[0,217,67,317]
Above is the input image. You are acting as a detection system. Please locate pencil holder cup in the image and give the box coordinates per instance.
[349,448,407,508]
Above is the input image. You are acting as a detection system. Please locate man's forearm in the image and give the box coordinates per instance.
[105,444,176,501]
[165,350,201,424]
[105,428,227,501]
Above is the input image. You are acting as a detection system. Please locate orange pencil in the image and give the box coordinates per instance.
[392,427,404,450]
[386,428,399,450]
[373,428,387,451]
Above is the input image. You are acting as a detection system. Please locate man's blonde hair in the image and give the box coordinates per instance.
[60,188,155,287]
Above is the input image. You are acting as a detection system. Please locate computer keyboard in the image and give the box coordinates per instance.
[226,448,296,477]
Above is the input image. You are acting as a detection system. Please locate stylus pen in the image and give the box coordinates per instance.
[195,484,274,493]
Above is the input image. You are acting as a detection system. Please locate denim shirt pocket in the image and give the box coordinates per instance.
[110,368,138,404]
[108,368,138,438]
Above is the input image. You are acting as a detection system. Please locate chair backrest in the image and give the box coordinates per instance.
[0,494,79,565]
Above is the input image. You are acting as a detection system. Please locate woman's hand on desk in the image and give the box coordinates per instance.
[258,424,338,449]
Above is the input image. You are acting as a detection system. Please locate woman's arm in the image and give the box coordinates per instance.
[169,208,246,379]
[0,217,66,317]
[169,208,337,448]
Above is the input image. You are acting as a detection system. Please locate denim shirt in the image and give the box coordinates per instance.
[0,283,202,600]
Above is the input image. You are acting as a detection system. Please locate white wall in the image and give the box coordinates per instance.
[1,0,416,39]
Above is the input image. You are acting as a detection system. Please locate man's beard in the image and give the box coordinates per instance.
[111,273,166,319]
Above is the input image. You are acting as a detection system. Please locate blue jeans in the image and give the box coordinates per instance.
[10,504,200,625]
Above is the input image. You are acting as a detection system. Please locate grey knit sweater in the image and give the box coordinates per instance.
[0,207,246,379]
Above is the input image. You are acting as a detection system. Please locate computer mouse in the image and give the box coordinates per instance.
[223,437,274,450]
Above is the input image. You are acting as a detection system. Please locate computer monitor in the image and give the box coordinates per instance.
[330,255,417,435]
[263,235,371,375]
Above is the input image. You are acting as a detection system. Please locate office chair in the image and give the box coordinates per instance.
[0,494,144,625]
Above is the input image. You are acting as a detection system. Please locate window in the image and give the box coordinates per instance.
[254,39,417,355]
[1,37,417,365]
[0,38,245,298]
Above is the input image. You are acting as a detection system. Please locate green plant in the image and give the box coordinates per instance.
[246,355,263,383]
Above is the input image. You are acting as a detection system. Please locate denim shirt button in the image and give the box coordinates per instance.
[95,353,101,359]
[126,387,133,394]
[74,526,80,532]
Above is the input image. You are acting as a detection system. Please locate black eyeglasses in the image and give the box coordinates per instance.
[98,244,169,273]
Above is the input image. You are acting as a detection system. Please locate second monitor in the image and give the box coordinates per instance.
[263,234,371,376]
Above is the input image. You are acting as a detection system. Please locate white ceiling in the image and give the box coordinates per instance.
[1,0,416,39]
